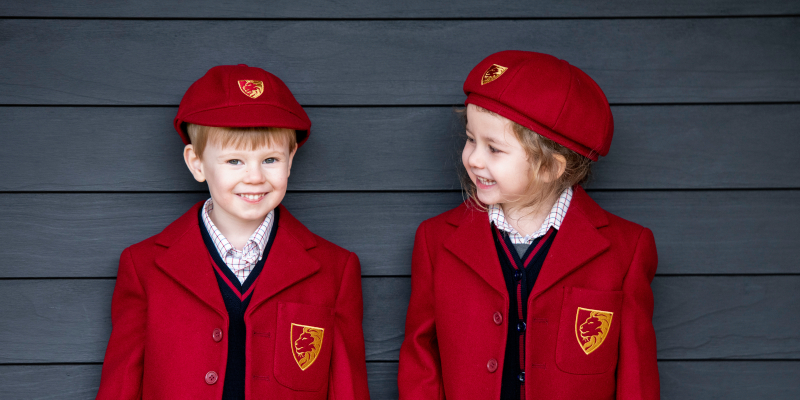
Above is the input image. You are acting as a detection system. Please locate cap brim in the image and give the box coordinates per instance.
[466,94,598,161]
[174,103,311,147]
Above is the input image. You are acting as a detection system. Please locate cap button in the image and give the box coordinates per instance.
[237,64,248,67]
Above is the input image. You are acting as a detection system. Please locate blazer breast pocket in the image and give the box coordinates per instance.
[555,286,623,375]
[274,301,336,392]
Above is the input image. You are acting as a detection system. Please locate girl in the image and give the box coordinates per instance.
[398,51,659,399]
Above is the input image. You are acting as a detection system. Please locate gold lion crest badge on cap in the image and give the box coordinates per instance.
[575,307,613,355]
[481,64,508,85]
[238,80,264,99]
[291,323,324,371]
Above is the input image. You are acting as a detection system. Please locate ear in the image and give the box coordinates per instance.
[183,145,206,183]
[285,146,297,177]
[539,154,567,183]
[552,154,567,180]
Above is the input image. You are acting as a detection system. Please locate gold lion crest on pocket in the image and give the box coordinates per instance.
[238,80,264,99]
[575,307,613,355]
[291,323,324,370]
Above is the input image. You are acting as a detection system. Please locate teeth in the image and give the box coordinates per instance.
[477,176,496,186]
[238,193,265,201]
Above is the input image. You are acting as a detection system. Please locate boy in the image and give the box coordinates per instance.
[97,65,370,399]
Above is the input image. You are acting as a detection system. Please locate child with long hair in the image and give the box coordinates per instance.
[398,51,659,399]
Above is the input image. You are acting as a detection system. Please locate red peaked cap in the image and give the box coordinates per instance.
[174,64,311,147]
[464,51,613,161]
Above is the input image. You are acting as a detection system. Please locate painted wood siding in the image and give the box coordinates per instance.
[1,1,798,398]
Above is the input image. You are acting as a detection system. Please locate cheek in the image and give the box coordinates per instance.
[461,146,472,171]
[268,166,291,190]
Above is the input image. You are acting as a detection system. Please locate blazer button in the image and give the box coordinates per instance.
[487,358,498,373]
[205,371,218,385]
[212,328,223,342]
[493,312,503,325]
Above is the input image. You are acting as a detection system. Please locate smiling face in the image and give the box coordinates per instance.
[462,104,533,210]
[184,130,295,235]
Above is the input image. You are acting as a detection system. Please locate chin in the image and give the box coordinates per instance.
[475,193,497,206]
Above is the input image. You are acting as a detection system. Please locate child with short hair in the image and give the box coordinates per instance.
[398,51,659,399]
[97,65,370,399]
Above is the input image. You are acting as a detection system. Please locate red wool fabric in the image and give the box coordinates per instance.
[174,64,312,147]
[463,51,614,161]
[398,186,660,399]
[97,203,370,399]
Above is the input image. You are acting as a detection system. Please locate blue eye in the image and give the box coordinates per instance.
[227,159,242,165]
[489,146,499,153]
[263,158,277,164]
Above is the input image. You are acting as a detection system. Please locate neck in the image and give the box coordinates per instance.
[500,193,559,237]
[208,207,266,251]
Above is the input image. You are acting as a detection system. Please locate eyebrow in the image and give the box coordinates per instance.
[467,129,500,144]
[216,149,284,158]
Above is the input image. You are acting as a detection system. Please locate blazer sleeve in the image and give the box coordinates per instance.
[398,222,445,400]
[616,227,660,399]
[327,252,371,400]
[96,248,146,400]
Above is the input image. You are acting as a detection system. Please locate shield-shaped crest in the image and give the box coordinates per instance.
[481,64,508,85]
[291,323,325,371]
[575,307,613,355]
[238,80,264,99]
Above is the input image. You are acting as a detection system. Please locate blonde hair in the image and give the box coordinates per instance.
[186,124,297,159]
[460,106,592,213]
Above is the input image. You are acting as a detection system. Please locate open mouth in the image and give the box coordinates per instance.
[476,176,496,186]
[237,193,267,202]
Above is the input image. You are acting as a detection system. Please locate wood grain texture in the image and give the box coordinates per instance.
[1,190,798,278]
[658,361,800,399]
[2,104,799,191]
[1,19,798,105]
[0,363,398,400]
[3,1,799,18]
[0,276,797,363]
[1,361,798,399]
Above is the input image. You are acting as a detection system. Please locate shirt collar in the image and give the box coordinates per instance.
[200,198,273,259]
[488,186,573,244]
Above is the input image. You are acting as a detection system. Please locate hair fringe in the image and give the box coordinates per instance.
[186,124,297,158]
[458,106,593,214]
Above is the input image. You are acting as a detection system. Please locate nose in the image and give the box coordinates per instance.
[467,146,484,170]
[243,164,267,184]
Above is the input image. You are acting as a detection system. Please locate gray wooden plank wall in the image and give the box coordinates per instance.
[1,1,798,399]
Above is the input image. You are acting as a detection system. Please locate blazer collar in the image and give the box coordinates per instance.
[153,202,320,316]
[532,186,609,300]
[443,203,507,299]
[246,204,320,316]
[443,186,609,300]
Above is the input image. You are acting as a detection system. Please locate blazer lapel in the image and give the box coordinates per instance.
[246,205,320,316]
[531,187,610,300]
[153,203,227,316]
[443,205,508,299]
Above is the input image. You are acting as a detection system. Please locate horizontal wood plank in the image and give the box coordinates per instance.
[2,104,798,191]
[0,276,797,363]
[1,190,798,278]
[0,363,398,399]
[2,361,799,399]
[1,19,798,105]
[658,361,800,399]
[3,1,799,18]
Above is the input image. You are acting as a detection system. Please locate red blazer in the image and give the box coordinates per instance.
[398,186,659,399]
[97,203,370,400]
